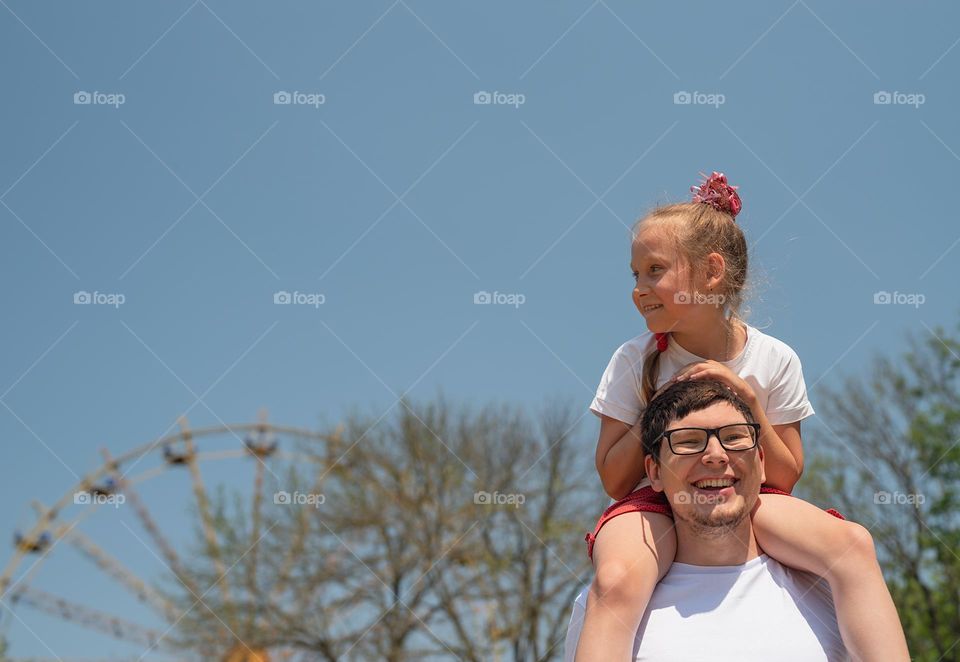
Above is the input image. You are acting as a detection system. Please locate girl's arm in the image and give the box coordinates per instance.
[743,395,804,492]
[595,414,646,500]
[753,495,911,661]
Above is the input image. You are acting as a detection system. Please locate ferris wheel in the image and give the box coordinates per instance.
[0,411,344,661]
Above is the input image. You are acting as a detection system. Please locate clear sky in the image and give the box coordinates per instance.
[2,1,959,657]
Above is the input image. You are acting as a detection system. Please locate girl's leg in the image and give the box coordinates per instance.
[575,512,676,662]
[752,494,909,662]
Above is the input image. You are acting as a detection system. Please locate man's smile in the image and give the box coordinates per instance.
[690,476,740,495]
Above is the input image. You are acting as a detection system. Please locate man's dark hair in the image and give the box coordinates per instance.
[641,379,756,463]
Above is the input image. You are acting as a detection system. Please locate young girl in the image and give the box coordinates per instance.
[574,172,909,661]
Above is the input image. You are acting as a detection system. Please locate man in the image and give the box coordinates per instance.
[564,379,848,661]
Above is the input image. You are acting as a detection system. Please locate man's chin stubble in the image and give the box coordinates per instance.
[676,504,750,538]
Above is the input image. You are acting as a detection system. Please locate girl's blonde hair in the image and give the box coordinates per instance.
[635,201,749,404]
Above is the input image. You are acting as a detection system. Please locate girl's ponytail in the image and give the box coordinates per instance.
[640,332,669,406]
[640,346,661,406]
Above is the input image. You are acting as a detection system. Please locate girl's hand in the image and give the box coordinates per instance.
[667,361,757,404]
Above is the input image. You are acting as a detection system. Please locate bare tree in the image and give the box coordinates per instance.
[166,395,604,661]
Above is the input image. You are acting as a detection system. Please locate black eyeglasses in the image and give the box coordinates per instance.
[660,423,760,455]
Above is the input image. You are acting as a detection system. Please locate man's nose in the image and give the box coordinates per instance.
[701,434,729,464]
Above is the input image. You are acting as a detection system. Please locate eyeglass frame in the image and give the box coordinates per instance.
[659,422,761,456]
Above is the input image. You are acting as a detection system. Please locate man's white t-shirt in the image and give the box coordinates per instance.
[590,324,815,491]
[563,555,848,662]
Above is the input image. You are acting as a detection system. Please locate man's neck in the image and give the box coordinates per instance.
[673,518,761,566]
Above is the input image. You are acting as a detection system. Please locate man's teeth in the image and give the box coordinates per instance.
[694,478,735,489]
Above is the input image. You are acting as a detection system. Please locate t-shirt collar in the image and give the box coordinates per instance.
[666,323,753,367]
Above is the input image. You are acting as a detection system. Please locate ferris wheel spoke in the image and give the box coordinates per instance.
[66,528,178,622]
[269,425,342,604]
[100,449,202,601]
[9,585,171,651]
[268,492,308,604]
[178,418,236,626]
[244,458,266,634]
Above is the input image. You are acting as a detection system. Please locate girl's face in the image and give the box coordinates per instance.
[630,223,713,333]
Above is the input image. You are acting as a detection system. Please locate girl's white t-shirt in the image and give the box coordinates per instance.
[590,324,814,490]
[591,324,814,426]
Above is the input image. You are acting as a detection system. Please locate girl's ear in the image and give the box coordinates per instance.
[705,252,726,291]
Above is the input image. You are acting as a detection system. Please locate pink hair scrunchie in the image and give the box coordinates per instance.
[690,171,742,219]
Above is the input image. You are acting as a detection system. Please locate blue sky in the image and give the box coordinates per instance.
[2,1,959,657]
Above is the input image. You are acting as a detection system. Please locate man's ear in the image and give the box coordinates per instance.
[645,452,664,492]
[757,444,766,485]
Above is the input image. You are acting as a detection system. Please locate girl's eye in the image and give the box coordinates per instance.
[649,265,663,274]
[631,270,639,280]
